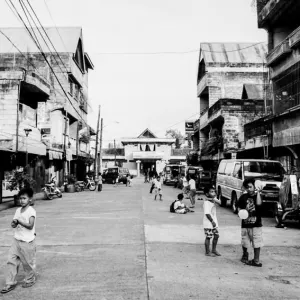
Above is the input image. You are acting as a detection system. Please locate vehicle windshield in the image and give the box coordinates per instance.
[244,161,285,181]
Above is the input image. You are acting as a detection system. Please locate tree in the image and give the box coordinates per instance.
[165,129,185,149]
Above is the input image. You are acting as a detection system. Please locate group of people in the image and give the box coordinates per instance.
[170,177,263,266]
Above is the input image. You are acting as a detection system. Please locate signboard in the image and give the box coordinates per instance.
[185,121,194,134]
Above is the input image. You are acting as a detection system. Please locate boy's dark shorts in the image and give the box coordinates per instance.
[204,227,219,238]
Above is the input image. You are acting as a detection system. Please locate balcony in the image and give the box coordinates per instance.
[199,108,209,129]
[289,25,300,48]
[193,119,199,132]
[201,137,223,157]
[258,0,291,28]
[266,40,291,66]
[197,73,208,97]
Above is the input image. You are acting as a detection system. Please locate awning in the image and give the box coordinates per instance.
[48,150,63,160]
[17,136,47,156]
[273,127,300,147]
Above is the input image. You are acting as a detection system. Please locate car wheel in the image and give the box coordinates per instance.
[231,192,238,214]
[218,187,227,207]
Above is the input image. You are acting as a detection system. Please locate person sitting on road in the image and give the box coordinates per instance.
[172,193,194,214]
[154,176,162,201]
[203,185,221,257]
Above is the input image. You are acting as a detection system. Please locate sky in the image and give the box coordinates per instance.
[0,0,266,147]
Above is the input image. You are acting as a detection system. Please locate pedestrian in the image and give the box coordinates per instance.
[97,172,103,192]
[181,174,189,198]
[126,174,131,187]
[144,169,149,183]
[1,188,37,294]
[203,185,221,257]
[237,178,263,267]
[114,175,119,187]
[170,193,194,214]
[154,176,163,201]
[150,176,156,194]
[188,175,196,208]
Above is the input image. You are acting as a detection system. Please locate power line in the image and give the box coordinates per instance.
[92,42,265,56]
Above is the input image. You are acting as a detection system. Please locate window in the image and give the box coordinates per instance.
[218,161,227,174]
[224,162,234,176]
[233,163,242,179]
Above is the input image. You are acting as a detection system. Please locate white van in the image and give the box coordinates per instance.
[216,159,285,213]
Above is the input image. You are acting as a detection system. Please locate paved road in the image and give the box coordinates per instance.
[0,178,300,300]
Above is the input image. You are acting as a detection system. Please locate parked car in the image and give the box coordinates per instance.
[215,159,286,214]
[102,167,130,184]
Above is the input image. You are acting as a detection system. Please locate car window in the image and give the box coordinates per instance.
[224,162,235,176]
[233,162,242,179]
[218,161,226,174]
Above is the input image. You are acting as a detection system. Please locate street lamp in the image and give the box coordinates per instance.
[24,128,32,173]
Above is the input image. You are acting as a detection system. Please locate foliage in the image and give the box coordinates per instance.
[8,171,36,191]
[165,129,185,149]
[79,134,90,144]
[186,152,200,166]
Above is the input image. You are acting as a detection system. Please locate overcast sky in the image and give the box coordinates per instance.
[0,0,266,146]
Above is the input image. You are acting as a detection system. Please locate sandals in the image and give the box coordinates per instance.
[22,281,36,288]
[246,259,262,267]
[1,284,16,294]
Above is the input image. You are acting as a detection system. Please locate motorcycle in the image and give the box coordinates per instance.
[42,176,63,200]
[75,176,96,192]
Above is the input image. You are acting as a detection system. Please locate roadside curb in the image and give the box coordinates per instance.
[0,191,64,212]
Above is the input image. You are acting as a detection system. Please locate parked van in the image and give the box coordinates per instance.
[216,159,285,213]
[103,167,130,184]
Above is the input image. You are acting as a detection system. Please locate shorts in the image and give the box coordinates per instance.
[154,188,162,195]
[241,227,263,249]
[204,227,219,239]
[189,189,196,198]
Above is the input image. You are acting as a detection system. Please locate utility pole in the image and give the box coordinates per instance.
[97,118,103,174]
[94,105,101,178]
[63,110,68,184]
[114,139,117,166]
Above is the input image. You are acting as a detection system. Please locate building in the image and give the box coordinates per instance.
[121,129,186,176]
[0,27,94,198]
[248,0,300,173]
[193,42,268,172]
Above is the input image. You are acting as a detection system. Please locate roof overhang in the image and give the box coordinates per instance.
[121,138,175,144]
[84,53,94,70]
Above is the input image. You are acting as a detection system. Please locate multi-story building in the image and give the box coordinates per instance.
[0,27,94,197]
[250,0,300,173]
[193,42,268,172]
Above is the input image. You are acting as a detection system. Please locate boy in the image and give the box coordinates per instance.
[188,175,196,208]
[237,178,263,267]
[173,193,194,214]
[154,176,162,201]
[203,185,221,257]
[126,174,131,187]
[1,188,37,294]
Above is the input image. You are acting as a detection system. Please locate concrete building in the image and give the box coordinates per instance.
[121,129,186,176]
[247,0,300,173]
[0,27,94,197]
[193,43,268,172]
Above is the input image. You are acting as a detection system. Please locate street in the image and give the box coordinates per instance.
[1,178,300,300]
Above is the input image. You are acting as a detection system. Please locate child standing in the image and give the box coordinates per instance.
[154,176,162,201]
[97,172,103,192]
[188,175,196,208]
[1,188,37,294]
[203,185,221,257]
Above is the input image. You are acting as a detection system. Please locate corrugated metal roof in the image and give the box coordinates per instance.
[0,27,82,53]
[200,43,268,65]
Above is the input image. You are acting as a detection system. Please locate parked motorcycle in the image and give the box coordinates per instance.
[75,176,96,192]
[42,176,63,200]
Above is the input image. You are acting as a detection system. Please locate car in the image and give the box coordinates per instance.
[102,167,131,184]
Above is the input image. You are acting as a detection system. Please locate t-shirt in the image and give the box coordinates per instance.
[237,193,262,228]
[98,176,103,184]
[13,206,36,242]
[189,179,196,190]
[182,177,188,187]
[174,200,185,211]
[203,199,218,229]
[155,181,162,189]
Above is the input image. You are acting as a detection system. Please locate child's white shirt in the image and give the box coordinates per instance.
[13,206,36,242]
[203,199,218,229]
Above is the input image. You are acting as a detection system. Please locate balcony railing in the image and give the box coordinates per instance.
[266,40,291,66]
[289,25,300,48]
[199,109,208,129]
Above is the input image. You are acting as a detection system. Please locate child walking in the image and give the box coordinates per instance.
[154,176,163,201]
[203,185,221,257]
[1,188,37,294]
